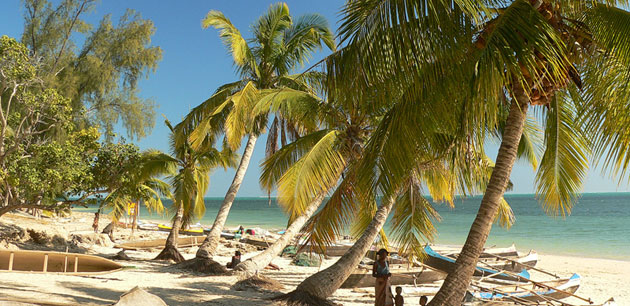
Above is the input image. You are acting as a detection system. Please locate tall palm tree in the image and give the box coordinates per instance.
[328,1,630,304]
[154,120,237,262]
[177,3,335,262]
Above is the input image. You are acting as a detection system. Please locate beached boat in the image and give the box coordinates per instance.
[341,264,447,288]
[115,236,205,250]
[422,245,530,281]
[0,250,122,275]
[240,236,276,248]
[434,244,538,272]
[466,273,582,303]
[157,224,204,236]
[297,242,354,257]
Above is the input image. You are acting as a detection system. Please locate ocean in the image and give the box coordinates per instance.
[75,193,630,261]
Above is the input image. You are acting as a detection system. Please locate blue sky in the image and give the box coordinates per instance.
[2,0,629,196]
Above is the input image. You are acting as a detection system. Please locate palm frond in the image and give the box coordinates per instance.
[535,92,590,216]
[202,10,259,77]
[276,130,346,219]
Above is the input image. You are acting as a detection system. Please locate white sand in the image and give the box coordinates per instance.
[0,212,627,305]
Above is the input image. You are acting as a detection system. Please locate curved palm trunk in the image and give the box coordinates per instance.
[429,87,529,305]
[155,205,185,262]
[234,193,325,273]
[294,197,395,299]
[196,134,258,259]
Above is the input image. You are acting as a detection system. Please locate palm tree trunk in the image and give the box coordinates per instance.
[196,134,258,259]
[294,197,395,299]
[428,85,530,305]
[155,205,185,262]
[234,193,326,273]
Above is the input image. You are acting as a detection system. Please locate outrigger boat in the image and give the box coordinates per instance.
[467,273,582,303]
[422,245,530,282]
[341,263,447,288]
[0,250,122,275]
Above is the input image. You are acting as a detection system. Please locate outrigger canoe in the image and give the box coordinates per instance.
[341,264,447,288]
[0,250,122,275]
[422,245,530,281]
[466,273,582,303]
[115,236,205,250]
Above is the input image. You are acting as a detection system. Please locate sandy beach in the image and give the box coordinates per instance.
[0,212,627,306]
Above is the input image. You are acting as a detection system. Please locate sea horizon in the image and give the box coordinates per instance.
[75,192,630,261]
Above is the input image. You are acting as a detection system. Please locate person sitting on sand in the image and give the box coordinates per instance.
[373,248,393,306]
[419,295,428,305]
[394,286,404,306]
[227,250,241,269]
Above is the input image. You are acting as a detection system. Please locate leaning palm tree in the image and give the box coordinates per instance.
[329,1,630,304]
[177,3,335,262]
[154,120,237,262]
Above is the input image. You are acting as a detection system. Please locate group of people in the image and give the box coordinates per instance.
[373,248,428,306]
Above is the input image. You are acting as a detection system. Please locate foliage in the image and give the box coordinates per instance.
[0,36,98,215]
[20,0,162,140]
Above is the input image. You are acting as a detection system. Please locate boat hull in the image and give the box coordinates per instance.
[115,236,205,250]
[467,273,581,303]
[422,245,530,281]
[0,250,122,275]
[341,266,447,288]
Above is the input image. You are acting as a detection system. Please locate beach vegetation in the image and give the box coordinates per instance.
[95,142,174,234]
[0,35,97,217]
[175,2,335,262]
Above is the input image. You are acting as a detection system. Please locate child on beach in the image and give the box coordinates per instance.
[394,286,404,306]
[226,250,241,269]
[419,295,428,305]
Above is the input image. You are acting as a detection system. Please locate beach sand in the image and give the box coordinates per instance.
[0,212,627,305]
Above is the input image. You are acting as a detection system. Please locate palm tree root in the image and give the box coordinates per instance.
[154,245,185,263]
[231,274,284,293]
[173,257,229,275]
[271,290,339,306]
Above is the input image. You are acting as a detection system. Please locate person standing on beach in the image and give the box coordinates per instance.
[92,211,100,233]
[373,248,393,306]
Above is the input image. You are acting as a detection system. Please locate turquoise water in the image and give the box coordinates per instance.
[75,193,630,261]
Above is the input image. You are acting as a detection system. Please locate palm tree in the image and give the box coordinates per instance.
[100,150,174,236]
[176,3,335,262]
[327,1,630,304]
[232,81,383,273]
[154,120,237,262]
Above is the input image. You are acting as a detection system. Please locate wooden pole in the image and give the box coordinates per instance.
[8,252,14,271]
[43,254,48,272]
[483,251,559,278]
[74,256,78,273]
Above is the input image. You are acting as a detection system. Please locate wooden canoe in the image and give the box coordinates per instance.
[115,235,205,250]
[157,224,205,236]
[0,250,122,275]
[422,245,530,281]
[341,264,447,288]
[467,273,581,303]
